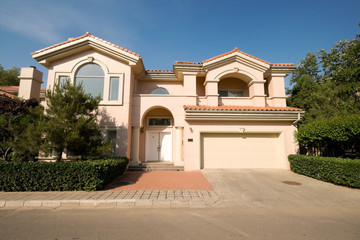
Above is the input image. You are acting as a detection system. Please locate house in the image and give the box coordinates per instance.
[21,32,303,171]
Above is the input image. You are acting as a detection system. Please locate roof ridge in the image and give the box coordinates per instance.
[202,47,270,64]
[31,32,140,57]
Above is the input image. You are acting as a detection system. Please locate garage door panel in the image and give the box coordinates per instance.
[201,133,281,169]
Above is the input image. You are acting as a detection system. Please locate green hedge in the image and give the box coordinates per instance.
[0,158,129,191]
[288,154,360,188]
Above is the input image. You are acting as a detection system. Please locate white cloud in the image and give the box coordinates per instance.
[0,0,91,44]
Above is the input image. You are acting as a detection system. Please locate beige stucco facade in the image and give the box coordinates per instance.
[28,33,303,171]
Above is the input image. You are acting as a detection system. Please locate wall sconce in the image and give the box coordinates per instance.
[140,127,144,133]
[189,127,193,133]
[239,128,245,133]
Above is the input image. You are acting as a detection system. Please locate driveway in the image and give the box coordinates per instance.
[202,169,360,208]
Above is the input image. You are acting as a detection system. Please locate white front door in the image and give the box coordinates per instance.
[146,132,172,162]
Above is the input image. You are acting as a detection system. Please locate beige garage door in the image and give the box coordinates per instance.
[201,133,283,169]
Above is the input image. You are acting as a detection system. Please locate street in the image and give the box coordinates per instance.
[1,206,359,240]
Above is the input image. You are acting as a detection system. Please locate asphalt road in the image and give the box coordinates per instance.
[1,207,359,240]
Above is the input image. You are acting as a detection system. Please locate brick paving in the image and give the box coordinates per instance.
[107,171,213,190]
[0,171,219,209]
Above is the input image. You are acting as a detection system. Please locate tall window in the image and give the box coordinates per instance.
[75,63,104,99]
[109,77,119,101]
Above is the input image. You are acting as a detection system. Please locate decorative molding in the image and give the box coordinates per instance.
[185,110,304,121]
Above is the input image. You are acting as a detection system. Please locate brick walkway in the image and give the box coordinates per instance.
[0,171,219,209]
[107,171,213,190]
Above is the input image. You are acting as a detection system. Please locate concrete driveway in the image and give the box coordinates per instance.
[202,169,360,208]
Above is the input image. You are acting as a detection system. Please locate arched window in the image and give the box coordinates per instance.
[75,63,104,99]
[150,87,169,95]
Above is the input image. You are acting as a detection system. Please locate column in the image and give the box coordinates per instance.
[268,74,287,107]
[130,126,140,166]
[174,126,184,166]
[249,80,266,107]
[204,79,219,106]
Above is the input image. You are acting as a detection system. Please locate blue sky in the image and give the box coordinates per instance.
[0,0,359,88]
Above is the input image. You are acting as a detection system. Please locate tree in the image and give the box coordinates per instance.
[0,65,20,86]
[287,31,360,125]
[42,79,111,161]
[0,96,43,161]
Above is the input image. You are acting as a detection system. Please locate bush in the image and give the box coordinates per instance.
[0,158,129,191]
[288,154,360,188]
[295,115,360,158]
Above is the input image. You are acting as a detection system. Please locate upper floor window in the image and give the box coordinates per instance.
[150,87,169,95]
[75,63,104,99]
[58,75,69,87]
[219,89,247,97]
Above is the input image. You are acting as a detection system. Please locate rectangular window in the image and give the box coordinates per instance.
[59,76,69,87]
[218,89,247,97]
[148,118,171,126]
[107,130,117,154]
[109,77,119,101]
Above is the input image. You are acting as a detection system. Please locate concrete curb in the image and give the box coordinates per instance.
[0,197,220,209]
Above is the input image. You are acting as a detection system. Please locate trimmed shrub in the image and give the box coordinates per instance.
[0,158,129,191]
[288,154,360,188]
[295,115,360,158]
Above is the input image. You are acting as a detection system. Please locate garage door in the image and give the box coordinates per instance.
[201,133,283,169]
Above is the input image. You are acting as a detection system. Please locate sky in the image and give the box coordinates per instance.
[0,0,359,88]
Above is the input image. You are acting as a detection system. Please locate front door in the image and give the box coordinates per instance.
[146,132,172,162]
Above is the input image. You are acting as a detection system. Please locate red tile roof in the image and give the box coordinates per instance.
[146,70,174,73]
[0,86,19,92]
[0,89,15,98]
[184,105,303,112]
[271,63,295,67]
[202,47,271,64]
[31,32,140,57]
[174,61,201,65]
[0,86,46,92]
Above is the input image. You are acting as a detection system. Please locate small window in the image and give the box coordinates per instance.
[148,118,171,126]
[107,130,117,154]
[150,87,169,95]
[109,77,119,101]
[219,89,247,97]
[58,76,69,87]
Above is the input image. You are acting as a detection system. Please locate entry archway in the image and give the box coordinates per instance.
[140,107,175,162]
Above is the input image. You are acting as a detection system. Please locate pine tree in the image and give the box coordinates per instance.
[42,79,110,161]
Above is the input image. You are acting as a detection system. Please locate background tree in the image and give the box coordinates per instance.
[0,96,43,161]
[287,32,360,125]
[42,79,111,161]
[0,64,20,86]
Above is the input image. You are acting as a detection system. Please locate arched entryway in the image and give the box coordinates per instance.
[140,107,175,162]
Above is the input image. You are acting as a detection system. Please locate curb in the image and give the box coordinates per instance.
[0,197,220,209]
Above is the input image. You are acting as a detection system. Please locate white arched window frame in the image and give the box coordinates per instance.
[53,58,124,105]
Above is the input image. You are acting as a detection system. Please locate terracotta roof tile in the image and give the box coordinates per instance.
[174,61,202,65]
[202,47,271,64]
[0,89,15,98]
[31,32,140,57]
[184,105,303,112]
[0,86,19,92]
[146,70,174,73]
[0,86,46,92]
[271,63,295,67]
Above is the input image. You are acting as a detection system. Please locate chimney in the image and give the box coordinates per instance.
[18,66,43,101]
